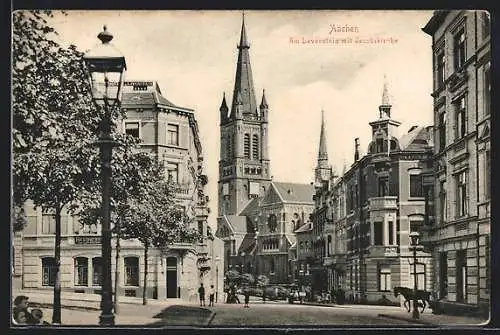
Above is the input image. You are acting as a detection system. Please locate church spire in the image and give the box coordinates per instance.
[379,74,392,118]
[231,12,258,119]
[318,109,328,167]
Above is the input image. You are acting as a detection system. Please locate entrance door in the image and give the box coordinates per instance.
[439,252,448,299]
[166,257,178,298]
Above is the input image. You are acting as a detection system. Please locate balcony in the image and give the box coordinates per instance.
[369,196,397,211]
[368,245,400,258]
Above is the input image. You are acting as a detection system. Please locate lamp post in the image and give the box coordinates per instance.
[409,231,420,319]
[215,256,220,303]
[84,25,126,326]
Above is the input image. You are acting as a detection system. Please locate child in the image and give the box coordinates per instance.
[209,285,215,307]
[244,288,250,308]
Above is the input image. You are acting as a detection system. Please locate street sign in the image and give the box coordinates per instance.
[74,236,101,245]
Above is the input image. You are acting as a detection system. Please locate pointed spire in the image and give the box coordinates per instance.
[239,11,250,49]
[220,92,228,111]
[379,74,392,118]
[318,110,328,164]
[381,74,391,106]
[260,89,268,108]
[231,12,257,119]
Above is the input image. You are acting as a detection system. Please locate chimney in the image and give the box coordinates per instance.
[354,138,360,161]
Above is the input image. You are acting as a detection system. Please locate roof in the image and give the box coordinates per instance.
[272,182,314,203]
[121,80,193,111]
[294,222,312,233]
[422,10,450,36]
[398,126,432,151]
[238,233,257,254]
[224,215,248,233]
[239,197,261,216]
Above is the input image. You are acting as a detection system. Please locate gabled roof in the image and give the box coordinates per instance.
[272,182,314,204]
[224,215,248,234]
[239,197,261,216]
[399,126,432,151]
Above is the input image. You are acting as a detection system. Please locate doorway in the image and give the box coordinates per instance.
[166,257,178,298]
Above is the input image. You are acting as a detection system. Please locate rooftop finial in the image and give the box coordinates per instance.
[98,25,113,44]
[239,11,250,48]
[381,74,391,106]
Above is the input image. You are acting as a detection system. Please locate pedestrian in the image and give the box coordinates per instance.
[13,308,28,325]
[198,283,206,307]
[209,284,215,307]
[13,295,35,325]
[244,288,250,308]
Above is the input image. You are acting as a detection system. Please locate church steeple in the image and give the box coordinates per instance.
[219,92,229,123]
[315,110,331,185]
[231,12,258,119]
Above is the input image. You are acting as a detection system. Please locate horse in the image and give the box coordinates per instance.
[393,286,431,314]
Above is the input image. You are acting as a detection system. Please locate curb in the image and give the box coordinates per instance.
[377,313,436,326]
[206,311,216,326]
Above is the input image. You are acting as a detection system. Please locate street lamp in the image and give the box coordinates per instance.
[215,256,220,303]
[84,25,126,327]
[409,231,420,319]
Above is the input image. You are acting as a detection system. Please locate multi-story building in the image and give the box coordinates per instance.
[14,80,223,302]
[325,80,434,304]
[422,10,490,316]
[215,14,314,284]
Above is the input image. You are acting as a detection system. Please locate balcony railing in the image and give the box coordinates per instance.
[369,196,398,211]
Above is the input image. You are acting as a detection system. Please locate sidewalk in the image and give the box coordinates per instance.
[377,310,488,327]
[12,288,191,311]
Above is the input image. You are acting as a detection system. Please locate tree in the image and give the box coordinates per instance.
[12,10,108,324]
[118,178,200,305]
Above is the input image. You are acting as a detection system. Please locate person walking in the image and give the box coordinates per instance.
[208,285,215,307]
[244,288,250,308]
[198,283,206,307]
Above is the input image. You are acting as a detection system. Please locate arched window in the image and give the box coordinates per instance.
[244,134,251,159]
[252,134,259,160]
[74,257,88,286]
[42,257,56,286]
[267,214,277,233]
[124,257,139,286]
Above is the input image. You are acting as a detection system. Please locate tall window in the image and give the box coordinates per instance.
[456,171,468,217]
[438,111,446,151]
[42,257,56,286]
[252,134,259,160]
[227,135,233,160]
[410,220,422,234]
[374,221,383,246]
[456,96,466,139]
[453,28,466,70]
[125,122,140,138]
[327,235,332,256]
[378,177,389,197]
[396,220,401,245]
[92,257,102,286]
[41,214,56,234]
[167,162,178,183]
[167,124,179,146]
[376,138,383,153]
[440,181,447,223]
[482,11,490,38]
[437,52,445,88]
[484,64,491,116]
[124,257,139,286]
[74,257,88,286]
[244,134,251,159]
[485,150,490,200]
[456,250,467,302]
[388,221,394,245]
[378,266,391,291]
[232,240,236,255]
[410,263,426,290]
[410,175,423,197]
[439,252,448,299]
[270,258,275,274]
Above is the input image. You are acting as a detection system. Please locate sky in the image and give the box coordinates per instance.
[46,10,435,229]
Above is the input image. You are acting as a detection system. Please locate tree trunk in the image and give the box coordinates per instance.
[142,242,148,305]
[52,205,62,325]
[114,217,121,314]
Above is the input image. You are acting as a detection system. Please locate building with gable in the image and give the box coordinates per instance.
[215,14,314,284]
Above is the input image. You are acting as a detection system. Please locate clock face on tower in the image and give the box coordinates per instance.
[268,214,277,233]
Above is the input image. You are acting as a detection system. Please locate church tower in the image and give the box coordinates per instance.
[218,13,272,217]
[314,110,332,187]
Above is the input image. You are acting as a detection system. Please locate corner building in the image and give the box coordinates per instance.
[14,80,223,303]
[422,10,490,316]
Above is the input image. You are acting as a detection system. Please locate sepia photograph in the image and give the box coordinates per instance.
[11,9,491,328]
